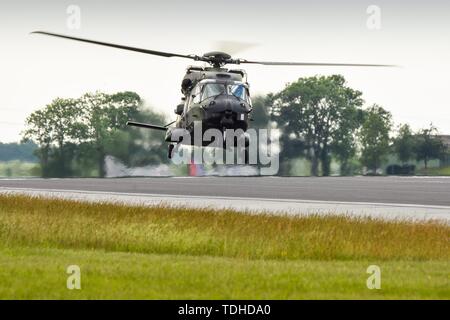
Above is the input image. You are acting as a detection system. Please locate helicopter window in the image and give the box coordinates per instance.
[201,83,226,101]
[191,84,203,104]
[228,84,248,101]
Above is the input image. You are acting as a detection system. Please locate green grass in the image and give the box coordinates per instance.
[0,161,40,177]
[0,194,448,299]
[1,246,448,299]
[418,166,450,176]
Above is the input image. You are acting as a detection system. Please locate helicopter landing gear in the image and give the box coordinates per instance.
[244,146,250,165]
[168,143,175,159]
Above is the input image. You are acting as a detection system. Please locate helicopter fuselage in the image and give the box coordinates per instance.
[165,66,253,146]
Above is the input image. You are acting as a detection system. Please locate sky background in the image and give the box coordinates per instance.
[1,0,450,142]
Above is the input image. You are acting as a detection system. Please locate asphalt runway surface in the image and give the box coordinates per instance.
[1,176,449,206]
[1,176,449,221]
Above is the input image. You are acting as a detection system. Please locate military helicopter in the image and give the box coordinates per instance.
[31,31,395,159]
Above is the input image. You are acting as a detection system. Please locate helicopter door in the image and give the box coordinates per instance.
[185,84,203,130]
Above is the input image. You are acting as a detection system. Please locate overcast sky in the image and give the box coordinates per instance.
[1,0,449,142]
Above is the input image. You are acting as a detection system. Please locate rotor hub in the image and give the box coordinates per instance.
[202,51,234,67]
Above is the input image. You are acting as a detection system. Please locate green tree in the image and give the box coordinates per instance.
[393,124,415,164]
[331,109,364,175]
[78,92,141,177]
[271,75,363,176]
[414,124,445,171]
[22,109,52,176]
[77,91,141,177]
[359,105,392,173]
[23,91,168,178]
[23,98,84,177]
[77,91,168,176]
[249,95,270,129]
[46,98,85,176]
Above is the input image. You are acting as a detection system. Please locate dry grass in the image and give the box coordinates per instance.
[0,194,448,261]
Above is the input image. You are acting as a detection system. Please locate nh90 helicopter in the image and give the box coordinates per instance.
[31,31,395,159]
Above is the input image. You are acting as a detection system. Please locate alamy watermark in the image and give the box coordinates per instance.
[66,265,81,290]
[366,265,381,289]
[366,5,381,30]
[66,5,81,30]
[168,123,280,175]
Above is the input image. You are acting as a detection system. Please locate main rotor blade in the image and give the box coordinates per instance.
[239,60,398,67]
[31,31,197,60]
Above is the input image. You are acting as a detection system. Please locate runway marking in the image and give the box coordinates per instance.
[1,187,449,223]
[2,186,450,210]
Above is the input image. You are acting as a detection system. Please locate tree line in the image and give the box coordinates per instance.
[252,75,447,176]
[22,91,167,177]
[0,141,38,162]
[21,75,447,177]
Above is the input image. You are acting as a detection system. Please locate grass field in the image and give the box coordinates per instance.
[418,166,450,176]
[0,194,448,299]
[0,161,39,177]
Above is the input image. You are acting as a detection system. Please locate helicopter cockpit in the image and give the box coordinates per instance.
[181,79,252,132]
[189,80,251,107]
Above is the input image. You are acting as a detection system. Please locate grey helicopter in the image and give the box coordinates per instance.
[31,31,395,159]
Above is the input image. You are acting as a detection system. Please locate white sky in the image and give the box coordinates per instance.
[1,0,449,142]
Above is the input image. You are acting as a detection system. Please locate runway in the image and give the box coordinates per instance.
[1,176,449,221]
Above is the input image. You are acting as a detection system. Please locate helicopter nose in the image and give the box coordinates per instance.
[205,95,249,117]
[207,96,247,129]
[225,97,233,111]
[216,95,241,110]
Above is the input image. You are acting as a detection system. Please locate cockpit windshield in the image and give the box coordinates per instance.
[201,83,226,101]
[228,84,247,101]
[200,83,248,102]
